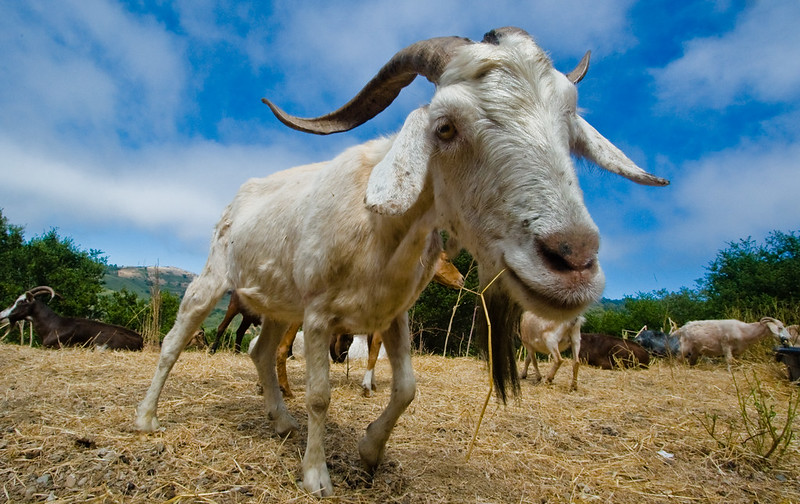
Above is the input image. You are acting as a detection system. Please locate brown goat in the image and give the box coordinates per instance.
[579,333,649,369]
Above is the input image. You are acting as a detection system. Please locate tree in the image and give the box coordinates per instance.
[701,231,800,315]
[24,230,107,318]
[409,249,479,356]
[0,211,27,306]
[0,211,107,319]
[96,288,148,332]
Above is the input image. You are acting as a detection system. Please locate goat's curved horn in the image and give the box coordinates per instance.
[566,50,591,84]
[26,286,56,300]
[262,36,472,135]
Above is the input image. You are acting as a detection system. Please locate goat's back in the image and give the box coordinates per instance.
[218,139,440,335]
[42,317,143,350]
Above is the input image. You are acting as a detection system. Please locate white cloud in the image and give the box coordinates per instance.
[260,0,639,107]
[652,2,800,110]
[0,1,186,145]
[598,138,800,279]
[589,132,800,298]
[666,141,800,251]
[0,135,316,244]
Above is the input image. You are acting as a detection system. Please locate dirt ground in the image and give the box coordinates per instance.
[1,343,798,503]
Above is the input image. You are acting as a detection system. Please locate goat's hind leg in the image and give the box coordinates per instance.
[359,313,416,473]
[249,319,299,436]
[135,271,227,431]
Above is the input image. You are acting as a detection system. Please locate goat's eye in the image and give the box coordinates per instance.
[435,120,457,141]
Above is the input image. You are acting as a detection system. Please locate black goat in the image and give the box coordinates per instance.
[2,286,143,350]
[633,329,680,358]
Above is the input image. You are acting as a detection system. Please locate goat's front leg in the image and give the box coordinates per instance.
[520,345,541,382]
[301,322,333,497]
[135,273,226,432]
[359,313,415,473]
[723,345,735,371]
[250,319,299,436]
[544,348,563,384]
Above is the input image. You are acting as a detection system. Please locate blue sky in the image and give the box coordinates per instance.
[1,1,798,299]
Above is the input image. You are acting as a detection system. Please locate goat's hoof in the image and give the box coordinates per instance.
[302,465,333,497]
[358,436,385,472]
[273,414,299,437]
[133,410,161,432]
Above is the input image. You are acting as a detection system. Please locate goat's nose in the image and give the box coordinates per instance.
[536,228,599,274]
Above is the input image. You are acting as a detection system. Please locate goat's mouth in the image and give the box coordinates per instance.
[500,258,600,318]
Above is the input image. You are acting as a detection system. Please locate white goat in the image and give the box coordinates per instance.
[134,27,667,496]
[519,312,584,391]
[675,317,790,367]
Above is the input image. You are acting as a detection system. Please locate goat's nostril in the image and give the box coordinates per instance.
[536,230,599,273]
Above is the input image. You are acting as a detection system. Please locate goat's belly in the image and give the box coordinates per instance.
[314,282,425,335]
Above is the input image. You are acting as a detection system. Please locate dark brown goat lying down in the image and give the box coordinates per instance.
[579,333,650,369]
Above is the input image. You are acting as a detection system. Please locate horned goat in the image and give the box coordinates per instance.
[1,286,143,350]
[135,27,668,496]
[675,317,790,367]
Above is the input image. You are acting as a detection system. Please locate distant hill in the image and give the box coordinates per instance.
[103,266,197,298]
[103,266,232,335]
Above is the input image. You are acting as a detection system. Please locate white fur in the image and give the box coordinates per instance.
[135,31,665,496]
[519,312,584,391]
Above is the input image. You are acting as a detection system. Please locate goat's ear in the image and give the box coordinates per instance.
[365,107,431,215]
[572,116,669,187]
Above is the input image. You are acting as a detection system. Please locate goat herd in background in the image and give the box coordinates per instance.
[0,27,797,496]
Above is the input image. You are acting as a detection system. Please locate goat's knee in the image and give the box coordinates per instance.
[307,391,331,416]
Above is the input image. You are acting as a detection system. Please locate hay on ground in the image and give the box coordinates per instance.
[0,343,798,503]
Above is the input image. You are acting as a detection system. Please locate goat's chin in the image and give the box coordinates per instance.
[498,258,604,321]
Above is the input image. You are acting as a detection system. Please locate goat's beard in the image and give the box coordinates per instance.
[475,274,522,404]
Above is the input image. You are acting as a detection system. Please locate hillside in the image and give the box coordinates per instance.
[103,266,231,332]
[103,266,197,298]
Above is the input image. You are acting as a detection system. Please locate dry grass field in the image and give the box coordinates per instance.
[1,342,799,503]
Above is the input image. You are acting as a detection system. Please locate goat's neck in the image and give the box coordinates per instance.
[382,201,439,271]
[745,321,771,342]
[29,301,64,335]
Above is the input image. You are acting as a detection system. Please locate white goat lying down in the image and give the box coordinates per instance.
[135,27,668,496]
[519,312,584,391]
[675,317,790,367]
